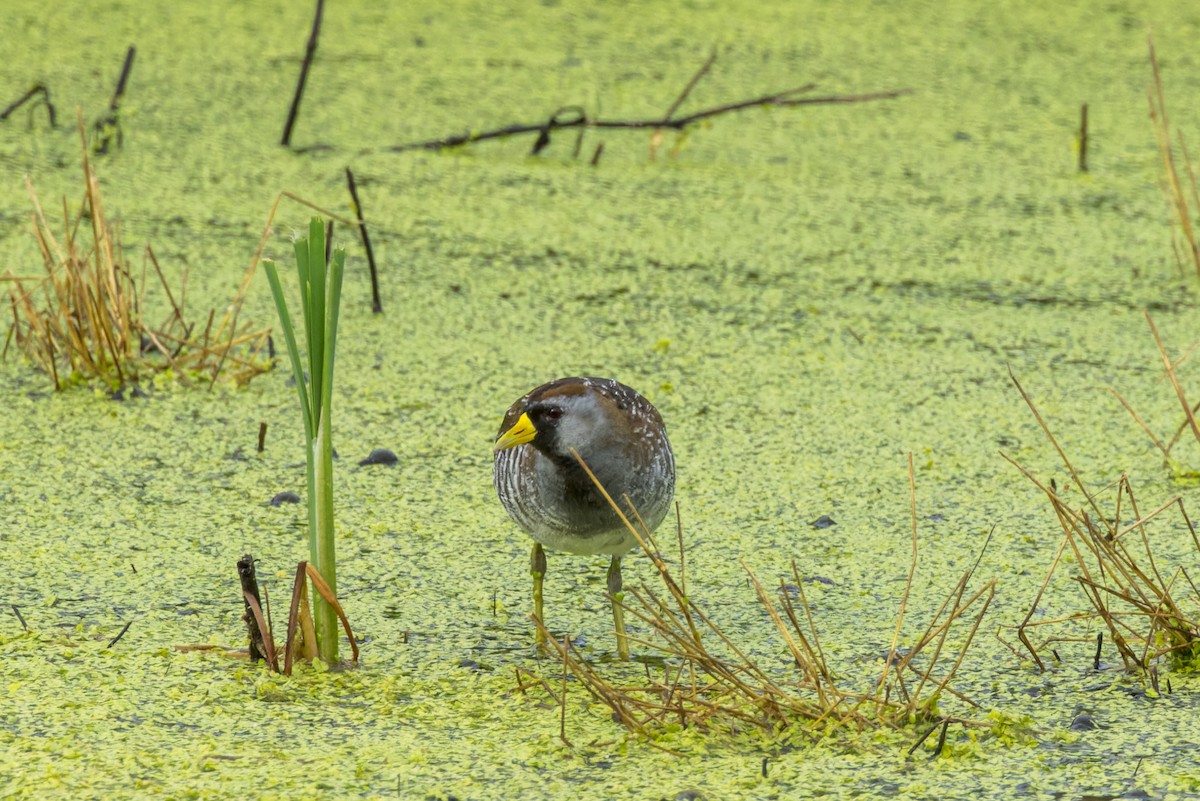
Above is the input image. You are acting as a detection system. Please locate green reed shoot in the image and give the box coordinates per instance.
[264,218,345,665]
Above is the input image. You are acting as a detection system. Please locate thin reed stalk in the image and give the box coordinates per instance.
[1148,36,1200,275]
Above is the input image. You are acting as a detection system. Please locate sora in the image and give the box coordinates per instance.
[493,377,675,659]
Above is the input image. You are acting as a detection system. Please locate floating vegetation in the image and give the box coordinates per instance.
[1003,368,1200,675]
[528,453,995,752]
[2,111,271,390]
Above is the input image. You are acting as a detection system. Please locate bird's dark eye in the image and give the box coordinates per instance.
[544,406,564,420]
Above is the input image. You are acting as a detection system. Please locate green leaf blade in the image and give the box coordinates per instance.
[264,259,314,439]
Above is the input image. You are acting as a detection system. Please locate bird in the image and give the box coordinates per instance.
[493,377,675,659]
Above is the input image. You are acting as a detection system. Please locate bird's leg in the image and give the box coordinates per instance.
[531,542,547,649]
[607,554,630,660]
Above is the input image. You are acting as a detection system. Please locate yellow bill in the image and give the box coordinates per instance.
[494,412,537,452]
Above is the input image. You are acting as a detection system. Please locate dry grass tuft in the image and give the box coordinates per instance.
[1002,368,1200,674]
[529,451,994,749]
[2,110,271,389]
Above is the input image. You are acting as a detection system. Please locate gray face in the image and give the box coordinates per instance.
[524,392,610,460]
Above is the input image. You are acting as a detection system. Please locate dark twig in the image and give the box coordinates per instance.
[94,46,136,155]
[106,620,133,648]
[907,717,959,758]
[1078,103,1089,173]
[257,421,267,453]
[281,0,325,147]
[11,605,28,630]
[530,106,586,156]
[932,719,950,758]
[345,167,382,313]
[387,85,911,154]
[237,554,269,663]
[907,720,940,756]
[111,47,136,106]
[663,48,718,123]
[650,48,719,161]
[0,84,57,127]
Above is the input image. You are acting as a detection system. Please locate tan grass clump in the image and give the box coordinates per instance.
[1002,368,1200,674]
[2,111,271,390]
[528,452,994,751]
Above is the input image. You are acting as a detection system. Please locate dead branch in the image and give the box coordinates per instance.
[387,67,910,155]
[0,83,57,127]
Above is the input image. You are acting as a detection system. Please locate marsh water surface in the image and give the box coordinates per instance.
[2,1,1200,798]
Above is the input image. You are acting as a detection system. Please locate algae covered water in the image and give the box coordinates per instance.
[2,0,1200,797]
